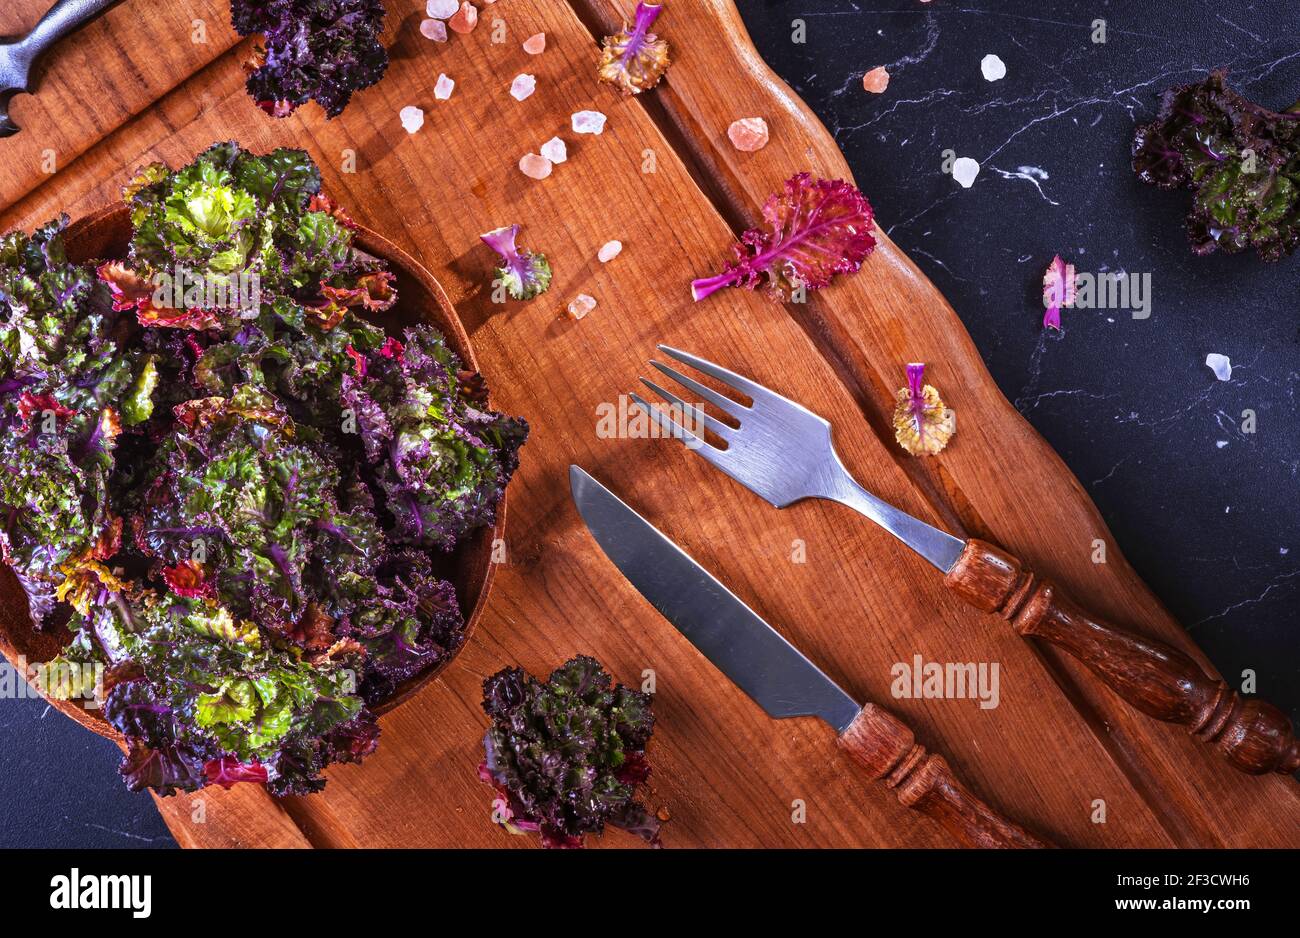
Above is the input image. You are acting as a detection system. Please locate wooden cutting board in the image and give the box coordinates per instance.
[2,0,1296,849]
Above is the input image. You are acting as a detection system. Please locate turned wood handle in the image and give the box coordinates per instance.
[837,704,1053,848]
[945,539,1300,778]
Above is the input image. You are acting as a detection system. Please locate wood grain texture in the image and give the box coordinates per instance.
[0,0,239,208]
[0,0,1295,848]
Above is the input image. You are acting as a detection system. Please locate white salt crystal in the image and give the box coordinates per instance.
[952,156,980,188]
[572,110,607,134]
[1215,440,1228,448]
[1205,353,1232,381]
[598,240,622,263]
[510,74,536,101]
[399,106,425,134]
[420,18,447,41]
[426,0,458,18]
[981,54,1007,81]
[435,73,455,100]
[539,136,567,164]
[567,294,597,319]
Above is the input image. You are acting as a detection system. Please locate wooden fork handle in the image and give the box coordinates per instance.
[837,704,1053,848]
[945,539,1300,778]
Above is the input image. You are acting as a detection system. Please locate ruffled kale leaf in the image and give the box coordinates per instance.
[1132,70,1300,260]
[342,329,528,550]
[0,217,148,623]
[232,0,389,119]
[86,589,374,795]
[101,142,392,333]
[691,173,876,302]
[479,656,660,849]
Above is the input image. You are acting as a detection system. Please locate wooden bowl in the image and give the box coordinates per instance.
[0,203,504,739]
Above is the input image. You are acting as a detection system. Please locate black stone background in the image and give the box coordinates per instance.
[1,0,1295,848]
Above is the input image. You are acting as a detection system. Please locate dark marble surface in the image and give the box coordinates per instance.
[2,0,1296,849]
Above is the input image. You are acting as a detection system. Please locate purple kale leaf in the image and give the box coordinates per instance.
[479,656,661,848]
[233,0,389,119]
[342,329,528,550]
[1132,70,1300,260]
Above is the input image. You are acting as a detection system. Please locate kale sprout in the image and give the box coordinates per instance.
[479,656,661,848]
[1132,70,1300,260]
[232,0,389,119]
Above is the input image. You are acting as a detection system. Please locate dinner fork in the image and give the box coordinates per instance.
[631,345,1299,782]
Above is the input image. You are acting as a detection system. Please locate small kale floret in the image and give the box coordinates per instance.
[479,656,660,848]
[1132,70,1300,260]
[480,225,552,301]
[232,0,389,119]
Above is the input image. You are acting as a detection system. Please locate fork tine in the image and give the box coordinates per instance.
[628,392,705,449]
[639,378,733,439]
[649,360,747,423]
[657,344,777,406]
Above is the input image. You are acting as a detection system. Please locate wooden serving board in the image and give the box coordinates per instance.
[2,0,1297,848]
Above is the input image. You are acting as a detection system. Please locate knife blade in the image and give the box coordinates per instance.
[570,464,861,733]
[570,465,1052,848]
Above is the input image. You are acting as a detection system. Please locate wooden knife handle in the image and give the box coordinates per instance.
[837,704,1053,848]
[945,539,1300,778]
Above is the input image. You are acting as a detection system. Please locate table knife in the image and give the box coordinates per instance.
[570,465,1052,848]
[1,0,125,137]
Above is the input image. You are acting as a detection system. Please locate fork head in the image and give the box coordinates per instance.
[631,345,842,508]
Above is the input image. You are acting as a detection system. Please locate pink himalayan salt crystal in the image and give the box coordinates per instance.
[539,136,567,164]
[420,18,447,41]
[727,117,769,152]
[518,153,552,180]
[426,0,458,17]
[435,73,455,100]
[510,74,536,101]
[566,294,597,320]
[597,240,622,263]
[571,110,606,134]
[862,66,890,93]
[448,2,478,33]
[523,32,546,55]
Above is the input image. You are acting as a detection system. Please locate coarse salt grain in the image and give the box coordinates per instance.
[448,1,478,33]
[952,156,980,188]
[727,117,769,152]
[510,74,536,101]
[598,241,622,263]
[862,66,890,93]
[435,73,455,100]
[426,0,458,17]
[399,106,425,134]
[981,54,1007,81]
[420,18,448,41]
[1206,353,1232,381]
[540,136,567,164]
[567,294,597,319]
[572,110,606,134]
[523,32,546,54]
[519,153,552,180]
